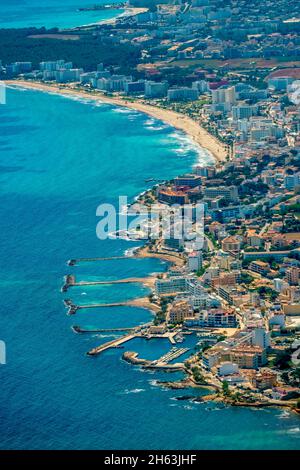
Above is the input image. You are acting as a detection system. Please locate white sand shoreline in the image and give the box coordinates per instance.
[68,7,149,30]
[4,80,227,163]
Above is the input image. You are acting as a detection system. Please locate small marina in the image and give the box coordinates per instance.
[153,347,190,365]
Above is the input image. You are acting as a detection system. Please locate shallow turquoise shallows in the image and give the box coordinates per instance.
[0,0,124,29]
[0,87,299,450]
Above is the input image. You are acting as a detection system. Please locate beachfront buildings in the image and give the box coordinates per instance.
[167,87,199,101]
[155,276,189,295]
[145,81,168,98]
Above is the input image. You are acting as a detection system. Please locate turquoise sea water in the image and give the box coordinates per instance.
[0,87,299,450]
[0,0,124,29]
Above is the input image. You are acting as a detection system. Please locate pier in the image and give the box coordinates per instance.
[67,246,185,268]
[72,326,136,334]
[67,256,130,266]
[62,274,155,292]
[87,333,137,356]
[64,297,161,315]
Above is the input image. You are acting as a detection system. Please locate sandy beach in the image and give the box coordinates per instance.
[5,80,227,162]
[70,8,149,29]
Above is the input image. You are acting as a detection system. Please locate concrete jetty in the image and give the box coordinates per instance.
[64,296,161,314]
[62,274,155,292]
[72,325,135,334]
[68,256,129,266]
[78,302,137,309]
[87,333,137,356]
[67,246,184,268]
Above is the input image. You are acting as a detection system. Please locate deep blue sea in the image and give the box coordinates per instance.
[0,0,124,29]
[0,86,299,449]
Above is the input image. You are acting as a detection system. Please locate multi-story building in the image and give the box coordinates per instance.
[40,60,69,72]
[158,187,188,205]
[249,369,277,390]
[251,328,271,349]
[217,362,239,376]
[204,186,238,202]
[14,62,32,73]
[230,345,267,369]
[55,68,83,83]
[155,276,188,295]
[97,75,131,92]
[202,347,226,370]
[218,286,247,305]
[245,231,263,249]
[145,81,168,98]
[167,87,199,101]
[124,80,145,94]
[188,251,202,272]
[243,250,293,262]
[286,267,299,286]
[192,80,209,93]
[164,236,184,251]
[174,174,202,188]
[212,86,236,109]
[268,77,294,91]
[221,236,241,253]
[232,105,258,120]
[249,260,270,276]
[284,173,300,191]
[199,308,238,328]
[6,62,32,75]
[169,300,193,324]
[211,271,241,288]
[186,294,221,310]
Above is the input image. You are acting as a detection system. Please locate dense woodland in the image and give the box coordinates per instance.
[0,28,141,74]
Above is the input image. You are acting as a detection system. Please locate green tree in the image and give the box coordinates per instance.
[222,380,230,396]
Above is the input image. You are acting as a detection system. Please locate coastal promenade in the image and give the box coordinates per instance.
[5,80,227,163]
